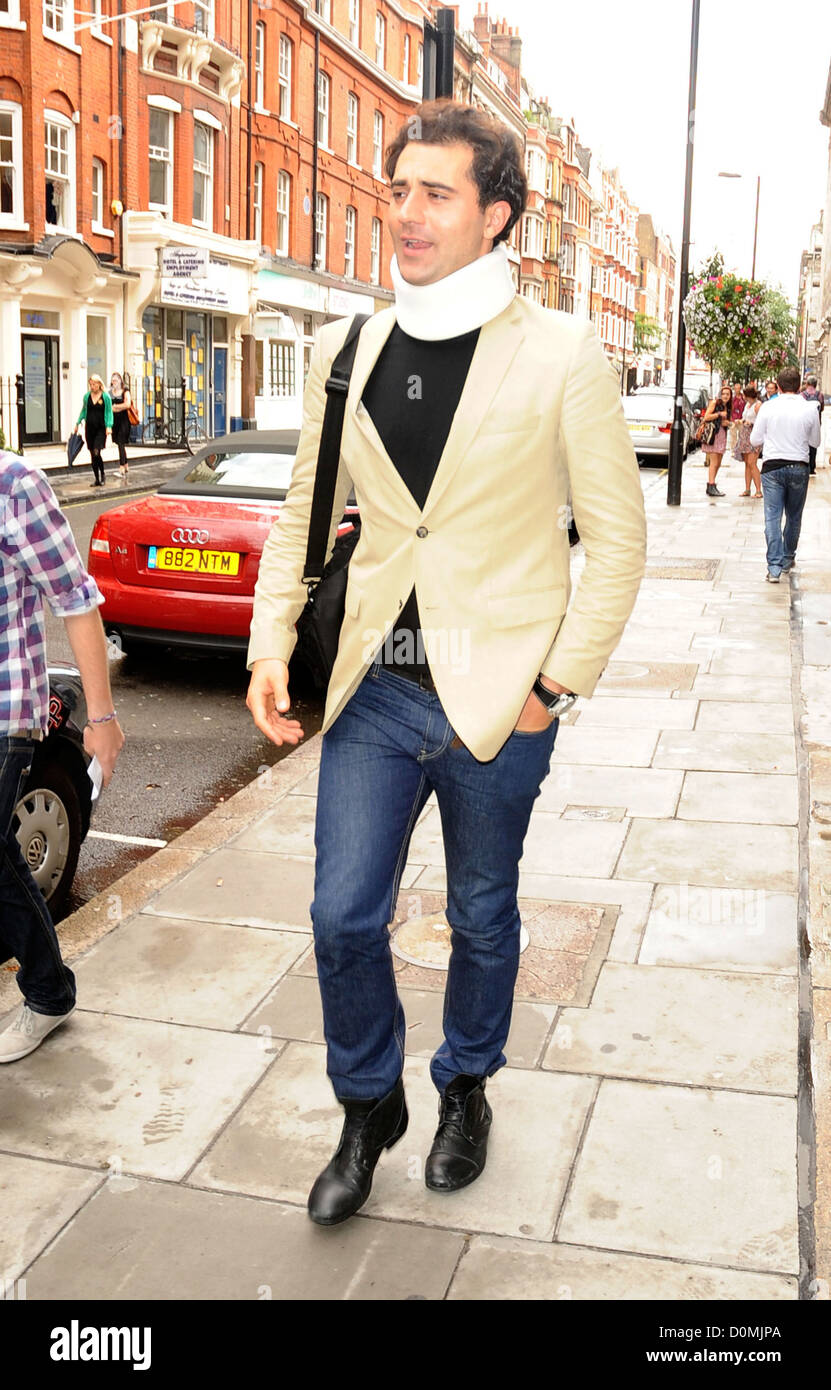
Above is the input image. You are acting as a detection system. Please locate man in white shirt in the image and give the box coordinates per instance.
[750,366,821,582]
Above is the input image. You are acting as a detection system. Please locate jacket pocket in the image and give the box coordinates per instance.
[487,586,566,628]
[478,412,542,437]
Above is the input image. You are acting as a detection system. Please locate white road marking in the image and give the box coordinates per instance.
[87,830,168,848]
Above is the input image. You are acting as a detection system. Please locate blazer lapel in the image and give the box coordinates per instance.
[421,299,526,519]
[345,309,420,509]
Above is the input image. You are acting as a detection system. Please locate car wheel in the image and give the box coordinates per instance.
[14,760,83,918]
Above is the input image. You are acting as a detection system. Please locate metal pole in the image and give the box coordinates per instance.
[667,0,701,507]
[751,174,760,281]
[436,8,455,100]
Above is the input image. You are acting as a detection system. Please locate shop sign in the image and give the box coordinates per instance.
[161,247,209,279]
[161,255,230,309]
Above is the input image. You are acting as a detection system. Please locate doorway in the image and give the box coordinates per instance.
[21,335,60,444]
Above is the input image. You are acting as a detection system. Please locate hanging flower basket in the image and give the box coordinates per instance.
[682,272,770,374]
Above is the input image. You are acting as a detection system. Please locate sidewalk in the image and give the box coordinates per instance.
[1,457,830,1302]
[20,442,188,508]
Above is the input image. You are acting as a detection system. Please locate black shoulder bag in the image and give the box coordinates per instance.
[294,313,370,690]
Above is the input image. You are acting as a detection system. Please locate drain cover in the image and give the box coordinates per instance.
[645,558,719,581]
[391,913,530,970]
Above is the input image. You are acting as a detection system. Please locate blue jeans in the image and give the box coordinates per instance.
[761,464,809,576]
[0,737,76,1015]
[311,665,558,1099]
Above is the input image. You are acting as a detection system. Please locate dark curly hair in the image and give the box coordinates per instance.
[384,100,528,245]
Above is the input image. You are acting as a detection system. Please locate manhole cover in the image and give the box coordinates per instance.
[645,559,719,581]
[391,913,530,970]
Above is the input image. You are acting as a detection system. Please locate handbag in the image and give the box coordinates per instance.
[126,399,139,427]
[294,313,370,690]
[696,418,717,447]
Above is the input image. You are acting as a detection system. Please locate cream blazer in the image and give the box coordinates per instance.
[248,296,647,762]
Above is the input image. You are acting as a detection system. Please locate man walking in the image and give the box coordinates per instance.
[247,101,646,1225]
[801,375,824,475]
[0,452,124,1061]
[751,366,821,582]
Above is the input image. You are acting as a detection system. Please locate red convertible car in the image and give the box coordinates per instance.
[88,430,354,672]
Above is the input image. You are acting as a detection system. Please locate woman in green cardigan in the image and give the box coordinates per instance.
[75,373,113,486]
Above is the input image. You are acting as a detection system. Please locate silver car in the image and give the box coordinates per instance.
[622,388,694,463]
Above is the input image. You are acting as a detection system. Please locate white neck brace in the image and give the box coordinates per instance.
[390,241,516,341]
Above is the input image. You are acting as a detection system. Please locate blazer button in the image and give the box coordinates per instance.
[416,525,429,538]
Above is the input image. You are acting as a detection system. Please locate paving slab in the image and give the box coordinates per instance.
[0,1010,271,1181]
[535,764,682,819]
[544,961,797,1093]
[551,726,659,767]
[707,652,792,679]
[654,731,796,775]
[640,885,798,976]
[686,675,793,703]
[559,1079,799,1273]
[143,848,315,930]
[617,819,799,893]
[0,1154,104,1285]
[23,1178,464,1301]
[677,770,799,826]
[572,697,697,730]
[189,1044,596,1241]
[447,1234,797,1301]
[694,701,793,732]
[595,661,699,697]
[73,915,309,1028]
[229,797,318,858]
[519,814,628,878]
[244,973,556,1069]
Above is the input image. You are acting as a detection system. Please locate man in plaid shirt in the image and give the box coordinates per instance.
[0,452,124,1062]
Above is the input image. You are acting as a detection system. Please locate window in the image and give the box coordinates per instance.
[370,216,381,284]
[276,169,290,254]
[43,0,71,36]
[193,0,212,36]
[253,161,263,246]
[344,205,356,278]
[0,103,23,225]
[255,22,265,108]
[347,92,359,164]
[417,41,423,87]
[44,113,74,231]
[278,35,292,119]
[266,341,295,396]
[317,71,329,148]
[91,158,104,226]
[192,121,213,229]
[403,33,410,82]
[374,10,385,67]
[314,192,328,270]
[543,219,551,259]
[314,0,331,18]
[0,0,22,24]
[522,213,543,260]
[372,110,383,178]
[349,0,359,44]
[148,108,172,214]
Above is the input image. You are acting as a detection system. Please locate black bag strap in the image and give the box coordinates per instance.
[303,312,370,585]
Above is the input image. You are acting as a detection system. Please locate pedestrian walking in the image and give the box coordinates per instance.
[109,372,133,480]
[702,383,733,496]
[0,452,125,1062]
[733,384,763,497]
[764,379,779,403]
[246,100,647,1227]
[750,366,821,582]
[74,374,112,487]
[801,375,824,475]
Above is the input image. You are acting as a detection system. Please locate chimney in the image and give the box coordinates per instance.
[473,1,489,43]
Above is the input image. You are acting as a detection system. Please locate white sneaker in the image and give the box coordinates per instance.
[766,572,780,583]
[0,1003,75,1063]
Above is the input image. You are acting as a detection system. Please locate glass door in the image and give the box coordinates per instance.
[21,335,59,444]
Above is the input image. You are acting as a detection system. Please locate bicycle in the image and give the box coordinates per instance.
[139,403,206,455]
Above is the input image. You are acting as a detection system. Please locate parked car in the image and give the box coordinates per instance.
[13,668,93,918]
[87,431,358,675]
[622,388,694,463]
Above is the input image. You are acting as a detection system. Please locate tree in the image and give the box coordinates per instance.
[634,313,663,356]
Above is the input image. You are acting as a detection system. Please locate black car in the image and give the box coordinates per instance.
[13,667,93,918]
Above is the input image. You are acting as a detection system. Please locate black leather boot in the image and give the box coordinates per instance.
[425,1074,492,1193]
[307,1077,408,1226]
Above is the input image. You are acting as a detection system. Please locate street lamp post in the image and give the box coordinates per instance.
[717,170,761,280]
[667,0,701,507]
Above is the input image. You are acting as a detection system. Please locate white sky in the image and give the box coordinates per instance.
[458,0,830,302]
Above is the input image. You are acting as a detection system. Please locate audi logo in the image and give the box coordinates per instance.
[171,528,210,545]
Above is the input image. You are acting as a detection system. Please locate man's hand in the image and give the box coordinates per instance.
[83,717,125,787]
[246,659,305,747]
[513,675,568,734]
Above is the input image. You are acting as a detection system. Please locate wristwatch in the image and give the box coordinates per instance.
[532,677,577,720]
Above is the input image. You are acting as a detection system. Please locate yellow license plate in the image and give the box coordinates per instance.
[148,546,240,576]
[627,423,652,434]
